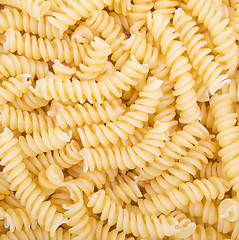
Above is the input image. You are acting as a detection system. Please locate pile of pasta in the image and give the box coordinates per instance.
[1,0,239,239]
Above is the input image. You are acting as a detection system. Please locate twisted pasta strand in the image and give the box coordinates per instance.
[0,7,63,39]
[138,177,230,215]
[182,0,238,76]
[0,74,30,106]
[137,121,210,180]
[76,37,111,81]
[0,54,48,79]
[80,122,169,171]
[19,127,71,157]
[210,94,239,195]
[122,29,159,69]
[47,0,113,32]
[38,164,64,190]
[75,77,163,148]
[146,139,216,194]
[87,190,195,239]
[30,57,148,104]
[2,28,87,65]
[0,105,56,134]
[24,140,82,175]
[108,0,131,16]
[0,172,10,200]
[173,9,230,94]
[64,200,94,240]
[86,10,130,69]
[3,207,37,232]
[12,91,49,111]
[147,12,200,123]
[0,0,51,20]
[55,100,125,129]
[0,128,65,235]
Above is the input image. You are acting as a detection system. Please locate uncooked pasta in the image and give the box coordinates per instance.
[0,0,238,239]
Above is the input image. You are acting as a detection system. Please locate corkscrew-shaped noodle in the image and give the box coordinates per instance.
[146,139,216,194]
[86,10,130,69]
[30,57,148,104]
[172,9,230,94]
[64,199,94,240]
[154,0,179,19]
[12,91,49,112]
[38,165,65,190]
[122,29,159,69]
[0,0,51,20]
[0,226,71,240]
[138,177,230,215]
[198,161,227,179]
[0,128,65,235]
[2,28,87,65]
[4,207,37,232]
[19,127,71,157]
[55,100,125,129]
[129,0,154,30]
[80,122,169,171]
[182,200,219,225]
[137,121,210,180]
[219,198,239,222]
[0,74,30,106]
[0,7,63,39]
[0,105,56,134]
[147,12,200,123]
[24,141,82,175]
[52,60,76,80]
[0,54,48,79]
[210,94,239,195]
[76,37,111,81]
[87,189,195,239]
[75,77,163,148]
[182,0,238,76]
[0,172,10,200]
[108,0,131,16]
[47,0,113,32]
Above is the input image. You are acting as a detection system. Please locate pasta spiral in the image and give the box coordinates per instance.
[30,57,148,104]
[47,0,113,32]
[182,200,219,225]
[138,177,230,215]
[64,199,94,240]
[0,128,65,235]
[173,9,230,94]
[11,91,49,111]
[0,105,56,134]
[76,37,111,81]
[19,127,71,157]
[137,121,210,180]
[108,0,131,16]
[219,198,239,222]
[75,77,163,148]
[182,0,238,76]
[0,54,48,79]
[146,139,216,194]
[122,29,159,69]
[210,94,239,195]
[80,122,169,171]
[38,164,65,190]
[0,7,63,39]
[24,141,82,175]
[86,10,130,69]
[148,12,201,123]
[55,100,125,129]
[2,28,87,65]
[3,207,37,232]
[198,161,227,179]
[87,189,195,239]
[0,0,51,20]
[0,74,30,106]
[0,226,71,240]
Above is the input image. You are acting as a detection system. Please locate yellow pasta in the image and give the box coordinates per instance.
[0,0,239,239]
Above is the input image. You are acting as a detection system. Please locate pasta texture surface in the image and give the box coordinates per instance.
[0,0,239,239]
